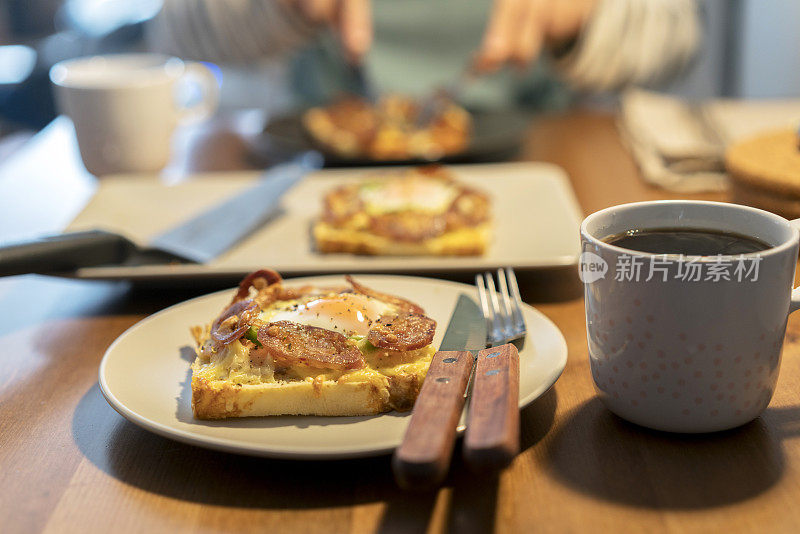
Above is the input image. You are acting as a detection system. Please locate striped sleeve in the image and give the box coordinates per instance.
[145,0,318,63]
[554,0,701,91]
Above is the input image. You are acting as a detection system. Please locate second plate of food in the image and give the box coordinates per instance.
[251,95,530,166]
[65,162,583,281]
[99,274,567,459]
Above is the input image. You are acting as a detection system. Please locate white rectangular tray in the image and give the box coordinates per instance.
[66,162,583,281]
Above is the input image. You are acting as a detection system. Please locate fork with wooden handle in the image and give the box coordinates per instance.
[463,344,520,471]
[465,269,525,470]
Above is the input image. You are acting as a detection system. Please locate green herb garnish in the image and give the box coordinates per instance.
[244,326,262,347]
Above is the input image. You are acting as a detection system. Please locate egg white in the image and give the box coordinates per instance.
[261,292,393,337]
[359,176,457,215]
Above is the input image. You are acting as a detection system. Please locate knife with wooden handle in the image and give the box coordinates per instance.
[463,344,520,472]
[392,294,486,490]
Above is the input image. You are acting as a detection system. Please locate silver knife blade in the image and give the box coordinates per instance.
[149,152,323,263]
[438,293,487,353]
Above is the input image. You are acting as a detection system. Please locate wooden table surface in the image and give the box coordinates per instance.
[3,111,800,534]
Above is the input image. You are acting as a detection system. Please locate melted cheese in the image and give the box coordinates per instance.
[195,339,275,385]
[314,222,491,255]
[194,338,434,388]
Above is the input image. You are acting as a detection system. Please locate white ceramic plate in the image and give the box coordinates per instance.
[98,275,567,459]
[67,163,583,282]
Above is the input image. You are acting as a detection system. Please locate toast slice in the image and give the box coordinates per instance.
[190,270,436,419]
[313,167,491,256]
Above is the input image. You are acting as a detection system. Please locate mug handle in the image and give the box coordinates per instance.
[176,62,220,123]
[789,219,800,313]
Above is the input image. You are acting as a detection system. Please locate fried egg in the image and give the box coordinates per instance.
[359,176,457,216]
[262,293,393,337]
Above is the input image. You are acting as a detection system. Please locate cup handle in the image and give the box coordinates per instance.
[176,62,219,123]
[789,219,800,313]
[791,288,800,314]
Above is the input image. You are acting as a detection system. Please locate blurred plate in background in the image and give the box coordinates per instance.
[250,108,531,167]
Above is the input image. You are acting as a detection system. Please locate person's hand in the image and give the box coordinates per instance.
[291,0,372,63]
[475,0,597,72]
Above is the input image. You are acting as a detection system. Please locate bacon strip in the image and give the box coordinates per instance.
[233,269,282,303]
[250,284,325,310]
[322,184,364,225]
[345,276,425,314]
[368,312,436,351]
[210,299,259,347]
[445,189,490,228]
[368,212,447,242]
[256,321,365,370]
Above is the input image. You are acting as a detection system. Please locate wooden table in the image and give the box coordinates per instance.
[3,111,800,534]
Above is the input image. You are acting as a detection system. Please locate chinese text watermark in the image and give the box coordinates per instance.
[580,253,761,283]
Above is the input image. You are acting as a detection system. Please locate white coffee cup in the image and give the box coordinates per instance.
[50,53,219,176]
[580,200,800,433]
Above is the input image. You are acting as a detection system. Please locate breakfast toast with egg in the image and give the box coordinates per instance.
[190,270,436,419]
[313,166,491,256]
[302,95,471,160]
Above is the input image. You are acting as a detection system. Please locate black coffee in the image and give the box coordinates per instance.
[604,228,771,256]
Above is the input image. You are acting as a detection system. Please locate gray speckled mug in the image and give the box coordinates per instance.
[580,201,800,433]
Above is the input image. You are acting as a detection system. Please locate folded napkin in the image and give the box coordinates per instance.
[619,89,800,193]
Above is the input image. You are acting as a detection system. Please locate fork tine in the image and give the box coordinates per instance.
[484,271,505,344]
[496,268,514,340]
[505,267,526,336]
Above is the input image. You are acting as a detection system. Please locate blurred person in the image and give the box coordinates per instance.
[147,0,700,110]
